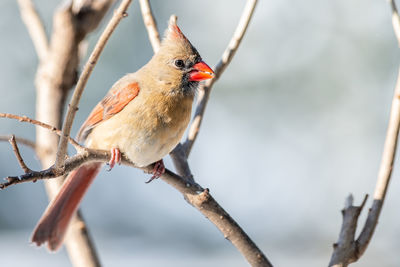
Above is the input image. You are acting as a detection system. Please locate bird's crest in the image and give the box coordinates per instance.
[164,15,188,43]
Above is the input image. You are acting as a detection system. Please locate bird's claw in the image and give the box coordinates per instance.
[145,159,165,183]
[107,147,121,171]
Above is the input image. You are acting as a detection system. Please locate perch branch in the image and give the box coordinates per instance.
[329,6,400,262]
[9,135,32,173]
[141,5,270,267]
[0,113,82,150]
[55,0,133,170]
[139,0,160,52]
[182,0,258,156]
[1,143,272,266]
[17,0,48,62]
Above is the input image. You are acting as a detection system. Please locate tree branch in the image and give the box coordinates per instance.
[329,3,400,264]
[9,135,32,174]
[390,0,400,46]
[21,1,116,266]
[182,0,258,156]
[2,139,271,266]
[0,113,82,150]
[139,0,160,52]
[55,0,133,170]
[140,4,270,266]
[17,0,48,62]
[13,0,268,265]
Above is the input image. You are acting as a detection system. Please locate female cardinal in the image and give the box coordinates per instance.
[31,18,214,251]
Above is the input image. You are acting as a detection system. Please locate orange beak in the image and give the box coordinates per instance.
[189,61,214,81]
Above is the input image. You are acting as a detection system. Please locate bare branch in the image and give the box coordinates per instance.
[1,148,110,189]
[356,66,400,250]
[17,0,48,62]
[9,135,32,173]
[2,141,271,266]
[329,195,368,267]
[390,0,400,46]
[0,113,82,150]
[183,0,258,156]
[0,135,36,150]
[24,1,115,266]
[329,10,400,263]
[55,0,133,170]
[139,0,160,52]
[138,3,269,265]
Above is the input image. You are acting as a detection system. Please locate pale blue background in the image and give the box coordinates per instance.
[0,0,399,266]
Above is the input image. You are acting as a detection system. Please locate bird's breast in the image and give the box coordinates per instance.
[86,91,193,167]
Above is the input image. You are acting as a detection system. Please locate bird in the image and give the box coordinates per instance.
[31,17,214,251]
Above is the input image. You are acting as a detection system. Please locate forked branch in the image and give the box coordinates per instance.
[329,3,400,265]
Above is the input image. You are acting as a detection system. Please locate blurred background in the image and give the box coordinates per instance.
[0,0,399,266]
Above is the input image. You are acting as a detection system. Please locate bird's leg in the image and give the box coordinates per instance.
[106,147,121,171]
[145,159,165,183]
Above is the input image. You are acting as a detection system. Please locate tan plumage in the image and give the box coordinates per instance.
[31,18,214,251]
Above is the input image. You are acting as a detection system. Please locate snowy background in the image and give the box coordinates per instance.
[0,0,399,266]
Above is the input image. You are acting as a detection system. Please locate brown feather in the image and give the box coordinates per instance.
[78,82,140,141]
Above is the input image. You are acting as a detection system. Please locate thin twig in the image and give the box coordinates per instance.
[17,0,48,62]
[9,135,32,173]
[0,135,36,150]
[182,0,258,156]
[329,4,400,263]
[55,0,133,170]
[390,0,400,46]
[139,0,160,52]
[0,113,82,150]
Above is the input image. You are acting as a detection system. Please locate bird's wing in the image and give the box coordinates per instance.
[77,82,140,141]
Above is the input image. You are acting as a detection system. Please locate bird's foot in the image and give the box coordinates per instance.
[145,159,165,183]
[106,147,121,171]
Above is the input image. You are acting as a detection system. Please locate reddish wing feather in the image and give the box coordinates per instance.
[78,82,140,141]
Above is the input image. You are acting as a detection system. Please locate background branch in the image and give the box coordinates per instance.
[182,0,258,156]
[17,0,48,62]
[20,0,116,266]
[139,0,160,52]
[55,0,132,170]
[390,0,400,46]
[329,3,400,265]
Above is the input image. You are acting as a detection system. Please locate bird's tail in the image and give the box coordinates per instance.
[31,162,102,251]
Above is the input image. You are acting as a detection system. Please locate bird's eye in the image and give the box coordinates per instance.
[174,59,184,68]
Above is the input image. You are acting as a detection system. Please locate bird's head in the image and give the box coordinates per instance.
[149,16,214,94]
